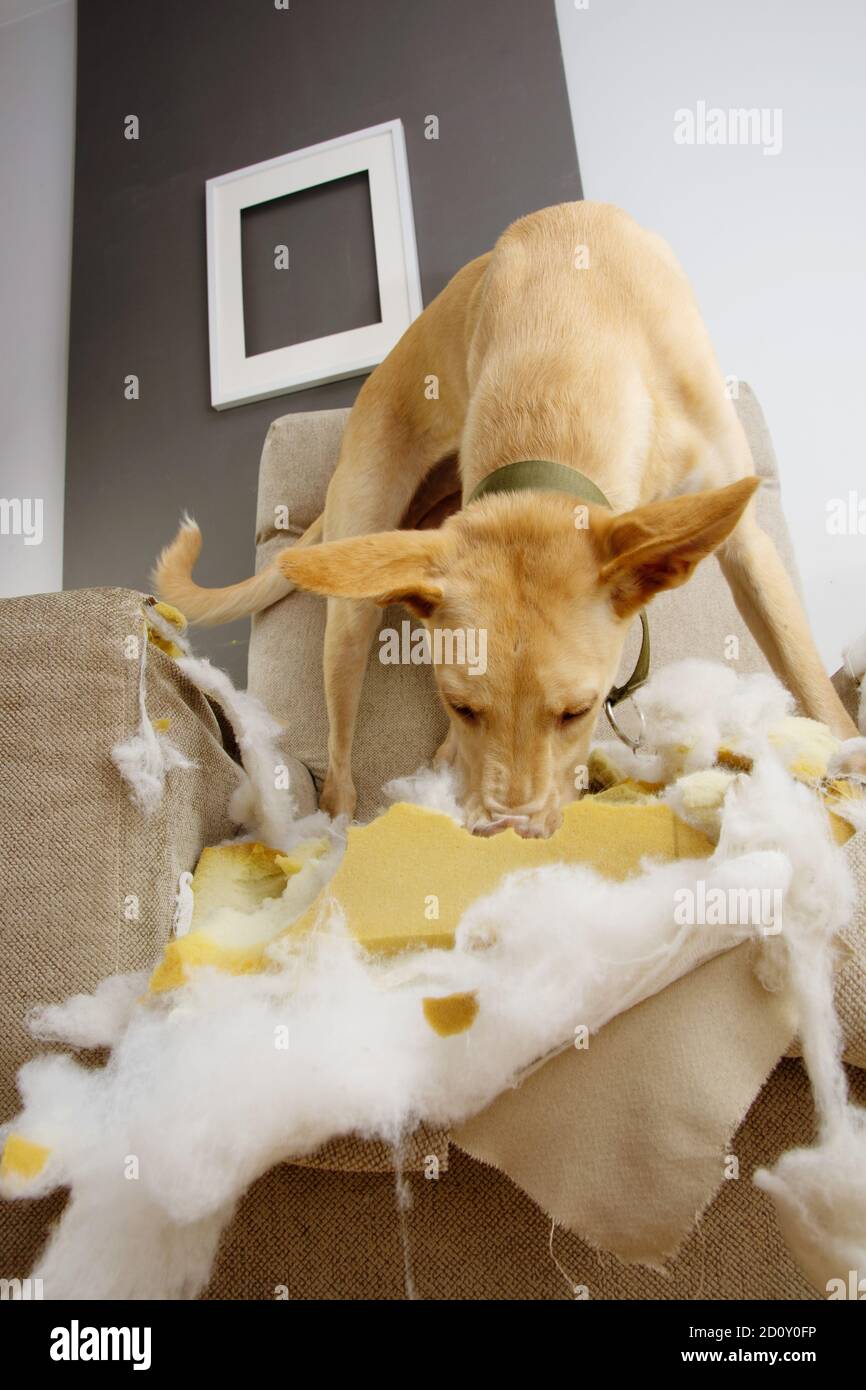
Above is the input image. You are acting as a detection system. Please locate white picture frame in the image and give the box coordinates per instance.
[205,119,422,409]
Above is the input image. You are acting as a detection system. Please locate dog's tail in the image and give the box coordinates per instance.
[152,512,324,626]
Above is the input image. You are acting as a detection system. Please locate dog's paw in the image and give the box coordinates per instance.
[320,773,357,821]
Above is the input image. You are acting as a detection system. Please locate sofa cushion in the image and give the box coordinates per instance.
[249,385,801,821]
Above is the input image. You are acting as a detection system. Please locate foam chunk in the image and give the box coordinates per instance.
[1,1133,50,1182]
[422,992,479,1036]
[289,799,714,955]
[149,838,330,992]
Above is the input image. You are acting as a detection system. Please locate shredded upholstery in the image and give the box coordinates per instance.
[3,651,864,1300]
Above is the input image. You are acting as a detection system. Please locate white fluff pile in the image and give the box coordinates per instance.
[4,655,865,1301]
[748,767,866,1292]
[598,660,794,785]
[27,972,150,1051]
[173,653,332,853]
[111,615,196,815]
[382,764,466,823]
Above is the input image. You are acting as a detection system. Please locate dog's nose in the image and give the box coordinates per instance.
[473,814,548,839]
[484,799,544,820]
[473,815,525,837]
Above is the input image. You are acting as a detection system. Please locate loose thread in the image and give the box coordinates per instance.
[392,1139,417,1301]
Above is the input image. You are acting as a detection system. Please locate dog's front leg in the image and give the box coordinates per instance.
[718,516,860,742]
[320,595,381,819]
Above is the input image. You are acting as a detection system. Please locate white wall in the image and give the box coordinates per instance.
[556,0,866,670]
[0,0,76,596]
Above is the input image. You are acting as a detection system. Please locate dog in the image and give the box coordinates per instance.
[155,202,860,837]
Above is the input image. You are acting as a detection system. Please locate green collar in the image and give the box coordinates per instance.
[468,457,613,510]
[467,458,650,742]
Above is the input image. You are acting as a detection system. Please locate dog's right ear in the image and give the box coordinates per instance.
[277,530,448,618]
[596,477,759,617]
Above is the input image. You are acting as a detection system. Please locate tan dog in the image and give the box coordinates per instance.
[156,202,859,836]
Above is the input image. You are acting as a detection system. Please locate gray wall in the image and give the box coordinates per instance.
[65,0,581,681]
[0,0,75,601]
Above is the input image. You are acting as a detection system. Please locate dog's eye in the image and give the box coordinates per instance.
[451,703,479,723]
[559,706,591,726]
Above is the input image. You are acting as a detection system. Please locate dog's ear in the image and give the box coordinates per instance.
[277,530,447,618]
[597,477,759,617]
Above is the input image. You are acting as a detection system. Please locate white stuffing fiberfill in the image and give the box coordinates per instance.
[3,655,865,1300]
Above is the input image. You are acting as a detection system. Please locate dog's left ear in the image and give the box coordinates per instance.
[277,529,448,617]
[597,476,759,617]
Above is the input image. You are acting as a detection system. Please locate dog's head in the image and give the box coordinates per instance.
[280,477,757,836]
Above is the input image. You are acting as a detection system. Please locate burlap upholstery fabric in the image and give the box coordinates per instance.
[250,384,800,823]
[0,586,246,1268]
[834,830,866,1069]
[0,587,250,1122]
[291,1123,450,1175]
[201,1060,864,1300]
[4,1062,859,1299]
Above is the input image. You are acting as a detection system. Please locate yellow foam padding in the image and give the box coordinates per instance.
[716,729,861,846]
[828,814,855,846]
[720,717,841,785]
[586,746,626,791]
[422,992,479,1036]
[1,1133,50,1182]
[190,841,304,926]
[148,838,329,993]
[683,761,859,847]
[769,716,839,781]
[288,800,716,956]
[150,933,262,993]
[146,600,187,658]
[824,779,862,845]
[717,747,753,774]
[146,776,863,996]
[591,780,656,805]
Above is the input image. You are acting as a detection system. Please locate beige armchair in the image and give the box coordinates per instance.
[1,386,863,1299]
